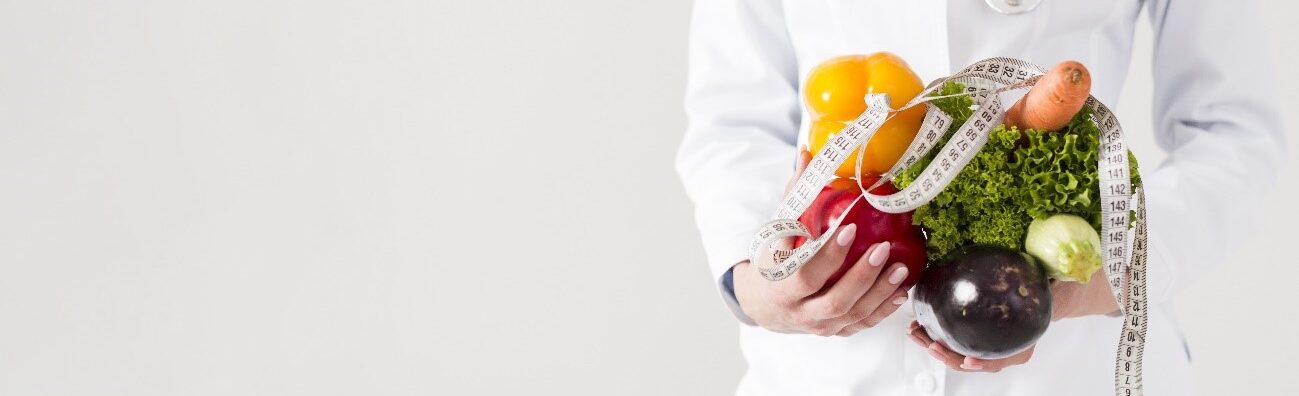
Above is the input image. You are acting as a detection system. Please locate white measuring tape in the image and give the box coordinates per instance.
[746,57,1148,396]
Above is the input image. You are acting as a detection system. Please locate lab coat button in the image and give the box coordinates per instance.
[913,373,936,393]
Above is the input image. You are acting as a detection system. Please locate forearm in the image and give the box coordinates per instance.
[1050,269,1120,321]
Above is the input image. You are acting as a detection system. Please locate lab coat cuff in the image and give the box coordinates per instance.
[704,230,758,326]
[717,264,757,326]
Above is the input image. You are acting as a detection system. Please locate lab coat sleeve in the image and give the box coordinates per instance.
[1140,0,1285,304]
[676,0,800,324]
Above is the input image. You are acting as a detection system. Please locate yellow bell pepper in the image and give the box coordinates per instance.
[804,52,926,178]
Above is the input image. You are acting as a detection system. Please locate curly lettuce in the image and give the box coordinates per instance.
[894,82,1140,261]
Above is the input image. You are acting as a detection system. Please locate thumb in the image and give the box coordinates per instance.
[796,145,811,172]
[785,146,812,194]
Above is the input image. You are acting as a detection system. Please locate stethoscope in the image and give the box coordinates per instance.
[985,0,1041,15]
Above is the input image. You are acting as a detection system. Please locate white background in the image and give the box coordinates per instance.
[0,1,1294,395]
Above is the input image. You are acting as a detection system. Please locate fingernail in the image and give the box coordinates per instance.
[867,241,890,266]
[836,224,857,247]
[960,362,984,370]
[887,266,908,285]
[892,295,908,305]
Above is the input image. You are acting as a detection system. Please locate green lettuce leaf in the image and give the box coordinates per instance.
[894,82,1140,261]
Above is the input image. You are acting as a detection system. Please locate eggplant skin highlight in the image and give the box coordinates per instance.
[913,245,1052,359]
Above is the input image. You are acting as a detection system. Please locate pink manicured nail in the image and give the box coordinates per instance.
[867,241,890,266]
[892,295,908,305]
[887,266,908,285]
[836,224,857,247]
[961,361,985,370]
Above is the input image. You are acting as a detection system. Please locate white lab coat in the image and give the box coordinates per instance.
[676,0,1285,395]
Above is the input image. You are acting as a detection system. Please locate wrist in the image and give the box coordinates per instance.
[722,264,740,301]
[729,261,765,321]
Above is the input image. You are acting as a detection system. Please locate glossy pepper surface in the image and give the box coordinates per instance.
[804,53,926,178]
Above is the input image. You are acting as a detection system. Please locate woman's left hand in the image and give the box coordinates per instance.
[908,268,1120,372]
[907,321,1034,372]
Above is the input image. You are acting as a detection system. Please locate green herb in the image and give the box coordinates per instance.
[894,82,1140,261]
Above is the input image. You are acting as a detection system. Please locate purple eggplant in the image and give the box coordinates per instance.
[912,245,1052,359]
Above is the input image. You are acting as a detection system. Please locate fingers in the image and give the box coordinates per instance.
[907,321,1035,373]
[835,289,907,336]
[797,146,811,172]
[784,146,813,194]
[906,331,974,372]
[928,341,972,370]
[853,262,909,318]
[802,242,891,318]
[965,347,1035,372]
[908,321,930,343]
[781,224,854,299]
[830,261,909,335]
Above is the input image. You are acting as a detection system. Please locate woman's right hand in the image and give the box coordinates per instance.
[734,237,909,337]
[732,148,911,337]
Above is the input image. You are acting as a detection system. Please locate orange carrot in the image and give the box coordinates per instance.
[1004,61,1091,131]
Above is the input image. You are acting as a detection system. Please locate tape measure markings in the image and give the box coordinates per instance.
[745,57,1148,396]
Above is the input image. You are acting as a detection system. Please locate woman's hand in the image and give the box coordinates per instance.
[734,237,910,337]
[732,148,912,337]
[908,268,1121,372]
[907,321,1035,372]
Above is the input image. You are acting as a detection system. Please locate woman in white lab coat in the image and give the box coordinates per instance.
[676,0,1284,395]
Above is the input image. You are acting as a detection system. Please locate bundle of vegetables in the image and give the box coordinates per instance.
[894,62,1142,359]
[895,82,1140,273]
[793,53,931,288]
